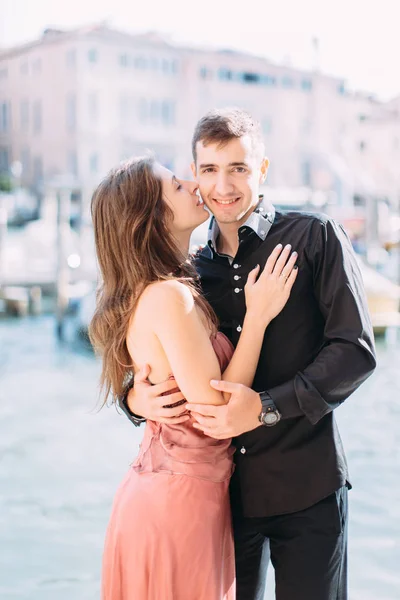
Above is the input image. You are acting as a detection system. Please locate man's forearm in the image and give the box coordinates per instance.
[268,337,376,424]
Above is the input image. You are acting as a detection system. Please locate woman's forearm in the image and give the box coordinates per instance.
[221,312,269,388]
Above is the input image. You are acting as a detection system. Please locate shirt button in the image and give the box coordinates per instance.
[234,275,240,281]
[236,325,242,332]
[233,264,240,269]
[260,230,266,236]
[234,288,241,294]
[240,446,246,454]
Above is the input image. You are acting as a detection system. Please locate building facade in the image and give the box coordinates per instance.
[1,24,399,218]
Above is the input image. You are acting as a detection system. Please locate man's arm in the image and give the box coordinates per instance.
[120,364,190,426]
[268,218,376,425]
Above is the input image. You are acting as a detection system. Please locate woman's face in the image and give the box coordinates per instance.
[155,164,209,236]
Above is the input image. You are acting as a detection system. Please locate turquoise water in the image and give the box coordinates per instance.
[0,316,399,599]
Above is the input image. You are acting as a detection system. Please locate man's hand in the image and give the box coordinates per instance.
[127,365,190,424]
[186,380,263,439]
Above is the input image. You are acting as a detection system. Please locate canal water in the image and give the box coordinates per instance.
[0,316,399,600]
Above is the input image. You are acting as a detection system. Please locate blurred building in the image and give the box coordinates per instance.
[0,23,400,220]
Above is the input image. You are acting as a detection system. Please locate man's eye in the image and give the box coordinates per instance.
[202,168,214,173]
[176,183,182,190]
[234,167,246,173]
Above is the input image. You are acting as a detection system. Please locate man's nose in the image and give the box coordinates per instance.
[214,172,234,196]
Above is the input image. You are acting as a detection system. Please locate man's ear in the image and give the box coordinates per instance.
[259,157,269,184]
[190,161,197,179]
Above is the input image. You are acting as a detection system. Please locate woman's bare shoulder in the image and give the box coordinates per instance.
[137,280,194,318]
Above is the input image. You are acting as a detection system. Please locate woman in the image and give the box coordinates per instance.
[89,156,298,600]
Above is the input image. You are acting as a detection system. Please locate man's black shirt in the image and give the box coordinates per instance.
[194,209,376,518]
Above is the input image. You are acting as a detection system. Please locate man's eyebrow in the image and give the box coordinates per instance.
[198,163,216,169]
[198,162,248,169]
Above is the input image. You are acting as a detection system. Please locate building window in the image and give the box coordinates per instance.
[88,92,98,122]
[161,100,175,125]
[89,153,99,173]
[260,74,277,86]
[20,62,29,75]
[162,59,170,74]
[138,99,175,126]
[119,53,129,67]
[0,102,11,133]
[241,72,261,84]
[0,147,10,173]
[33,100,42,134]
[134,56,147,69]
[359,141,366,152]
[66,49,76,68]
[170,59,178,74]
[150,57,159,71]
[218,68,233,81]
[150,99,160,121]
[199,66,212,80]
[301,79,312,91]
[338,82,346,95]
[20,100,29,131]
[67,151,78,177]
[88,49,98,63]
[282,76,295,88]
[66,94,76,131]
[0,68,8,80]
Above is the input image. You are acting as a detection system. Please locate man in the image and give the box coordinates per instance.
[120,108,376,599]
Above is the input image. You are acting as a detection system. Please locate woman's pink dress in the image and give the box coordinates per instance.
[102,332,236,600]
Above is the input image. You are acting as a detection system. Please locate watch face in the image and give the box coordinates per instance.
[263,412,279,425]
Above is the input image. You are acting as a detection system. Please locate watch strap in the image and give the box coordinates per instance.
[259,390,277,413]
[118,381,146,427]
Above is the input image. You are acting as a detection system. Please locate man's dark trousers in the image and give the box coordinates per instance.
[234,486,348,600]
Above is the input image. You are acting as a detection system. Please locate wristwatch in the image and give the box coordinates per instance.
[258,391,281,427]
[118,381,146,427]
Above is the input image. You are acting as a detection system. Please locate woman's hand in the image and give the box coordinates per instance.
[244,243,298,327]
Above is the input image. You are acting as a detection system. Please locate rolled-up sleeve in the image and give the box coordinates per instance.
[269,218,377,425]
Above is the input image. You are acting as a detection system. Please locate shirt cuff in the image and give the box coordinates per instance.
[267,379,303,420]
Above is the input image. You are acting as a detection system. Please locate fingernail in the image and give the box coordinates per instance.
[292,251,298,257]
[294,265,298,270]
[285,244,292,250]
[210,379,219,385]
[276,243,283,249]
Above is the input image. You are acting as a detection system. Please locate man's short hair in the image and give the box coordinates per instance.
[192,107,265,162]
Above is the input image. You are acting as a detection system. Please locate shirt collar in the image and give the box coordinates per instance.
[208,196,275,253]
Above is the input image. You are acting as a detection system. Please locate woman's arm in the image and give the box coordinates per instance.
[221,244,298,388]
[138,245,297,408]
[140,279,225,406]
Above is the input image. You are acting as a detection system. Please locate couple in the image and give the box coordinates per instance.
[90,108,376,600]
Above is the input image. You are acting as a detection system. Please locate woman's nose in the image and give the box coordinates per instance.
[190,181,199,195]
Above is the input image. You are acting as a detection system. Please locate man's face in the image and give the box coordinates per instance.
[191,136,269,227]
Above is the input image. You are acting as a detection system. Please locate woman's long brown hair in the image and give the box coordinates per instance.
[89,155,218,404]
